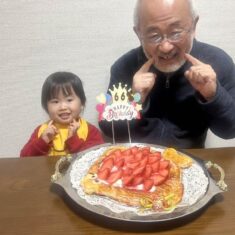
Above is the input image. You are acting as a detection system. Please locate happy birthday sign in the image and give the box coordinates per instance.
[96,83,142,122]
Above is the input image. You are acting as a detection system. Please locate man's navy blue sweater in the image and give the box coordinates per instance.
[99,40,235,148]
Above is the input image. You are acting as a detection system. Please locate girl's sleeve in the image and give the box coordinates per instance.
[20,126,50,157]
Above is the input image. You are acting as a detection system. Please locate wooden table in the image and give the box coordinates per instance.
[0,147,235,235]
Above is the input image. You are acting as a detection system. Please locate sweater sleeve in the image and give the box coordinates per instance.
[198,55,235,138]
[65,123,104,153]
[20,126,50,157]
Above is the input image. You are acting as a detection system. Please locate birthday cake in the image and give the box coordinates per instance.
[81,145,192,211]
[70,144,209,214]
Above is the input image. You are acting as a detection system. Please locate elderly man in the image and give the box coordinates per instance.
[99,0,235,148]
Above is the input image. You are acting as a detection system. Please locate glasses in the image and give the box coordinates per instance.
[142,28,192,45]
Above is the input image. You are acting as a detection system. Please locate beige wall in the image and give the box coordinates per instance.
[0,0,234,157]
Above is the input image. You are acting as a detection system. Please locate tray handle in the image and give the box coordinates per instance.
[51,156,73,183]
[205,161,228,191]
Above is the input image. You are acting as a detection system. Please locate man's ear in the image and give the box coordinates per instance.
[192,16,199,37]
[133,26,141,41]
[193,16,199,30]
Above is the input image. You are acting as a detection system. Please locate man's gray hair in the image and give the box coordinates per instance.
[133,0,198,28]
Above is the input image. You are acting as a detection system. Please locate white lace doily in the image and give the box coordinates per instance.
[70,145,208,215]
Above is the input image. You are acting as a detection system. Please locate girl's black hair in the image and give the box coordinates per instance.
[41,71,86,112]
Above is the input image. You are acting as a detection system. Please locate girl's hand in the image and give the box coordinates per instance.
[68,119,80,138]
[41,120,58,143]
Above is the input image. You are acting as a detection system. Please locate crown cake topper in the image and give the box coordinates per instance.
[96,83,142,143]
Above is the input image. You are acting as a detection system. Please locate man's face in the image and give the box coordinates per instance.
[135,0,197,73]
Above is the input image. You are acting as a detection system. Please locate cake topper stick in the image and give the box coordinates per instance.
[112,120,116,144]
[127,120,132,143]
[96,83,142,144]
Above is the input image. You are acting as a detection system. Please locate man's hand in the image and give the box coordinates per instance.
[41,120,58,143]
[68,119,80,138]
[185,53,217,101]
[132,58,156,103]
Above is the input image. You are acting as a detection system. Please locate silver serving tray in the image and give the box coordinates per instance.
[51,143,227,228]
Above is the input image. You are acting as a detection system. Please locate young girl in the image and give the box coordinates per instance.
[20,71,104,157]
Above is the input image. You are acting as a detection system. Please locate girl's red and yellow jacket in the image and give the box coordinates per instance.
[20,118,104,157]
